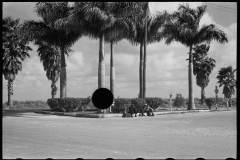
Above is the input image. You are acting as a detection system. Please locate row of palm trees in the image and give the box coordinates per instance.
[3,2,236,110]
[2,16,32,107]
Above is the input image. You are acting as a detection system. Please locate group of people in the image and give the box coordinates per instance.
[127,103,154,117]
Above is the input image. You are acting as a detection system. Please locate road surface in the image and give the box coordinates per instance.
[3,109,236,159]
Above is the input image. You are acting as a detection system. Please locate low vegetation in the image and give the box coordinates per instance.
[2,97,236,112]
[2,100,49,109]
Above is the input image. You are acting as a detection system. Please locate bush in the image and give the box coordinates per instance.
[231,98,237,106]
[47,97,93,112]
[131,98,146,110]
[112,98,131,113]
[80,97,93,111]
[145,97,164,110]
[58,98,81,112]
[173,94,186,108]
[162,98,170,108]
[205,97,215,109]
[47,98,60,111]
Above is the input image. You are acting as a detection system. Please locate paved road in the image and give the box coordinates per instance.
[3,109,236,159]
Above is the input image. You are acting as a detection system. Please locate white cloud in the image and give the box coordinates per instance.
[147,51,186,71]
[105,53,136,66]
[199,12,216,27]
[66,52,84,70]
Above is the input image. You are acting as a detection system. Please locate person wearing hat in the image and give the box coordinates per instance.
[144,104,154,116]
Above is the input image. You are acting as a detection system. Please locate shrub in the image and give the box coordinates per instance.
[145,97,164,110]
[47,97,93,112]
[112,98,131,113]
[131,98,146,110]
[80,97,93,111]
[231,98,237,106]
[205,97,215,109]
[173,94,186,108]
[162,98,170,108]
[58,98,86,112]
[47,98,60,111]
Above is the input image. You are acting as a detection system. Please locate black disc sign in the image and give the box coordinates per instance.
[91,88,114,110]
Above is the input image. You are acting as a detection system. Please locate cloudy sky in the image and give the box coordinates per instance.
[2,2,237,103]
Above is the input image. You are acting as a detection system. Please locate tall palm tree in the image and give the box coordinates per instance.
[35,41,73,98]
[70,2,140,89]
[104,16,137,112]
[128,9,168,98]
[20,2,82,98]
[62,2,142,113]
[143,2,149,99]
[105,12,137,96]
[193,44,216,105]
[216,66,236,108]
[162,4,228,110]
[2,16,32,108]
[34,41,59,98]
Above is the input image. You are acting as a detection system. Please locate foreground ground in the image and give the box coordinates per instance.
[3,108,236,159]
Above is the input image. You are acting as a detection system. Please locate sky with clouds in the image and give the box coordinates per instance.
[2,2,237,103]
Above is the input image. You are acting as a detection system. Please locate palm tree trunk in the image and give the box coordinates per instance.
[188,45,196,110]
[139,42,144,98]
[110,41,115,113]
[7,79,13,108]
[60,46,67,98]
[98,32,105,88]
[51,79,56,99]
[201,86,206,105]
[143,2,148,99]
[98,32,105,113]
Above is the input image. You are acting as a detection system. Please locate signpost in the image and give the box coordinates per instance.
[214,85,219,110]
[170,92,173,112]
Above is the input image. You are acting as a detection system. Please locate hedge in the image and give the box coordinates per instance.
[112,98,163,113]
[47,97,93,112]
[47,98,60,111]
[145,97,165,110]
[46,97,237,113]
[112,98,131,113]
[131,98,146,111]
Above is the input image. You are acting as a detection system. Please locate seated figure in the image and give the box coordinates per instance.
[128,104,137,117]
[144,104,154,116]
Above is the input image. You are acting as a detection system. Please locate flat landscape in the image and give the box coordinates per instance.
[3,108,236,159]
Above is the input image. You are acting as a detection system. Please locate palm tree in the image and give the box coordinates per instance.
[20,2,82,98]
[128,9,168,98]
[143,2,149,99]
[70,2,140,89]
[63,2,142,113]
[193,44,216,106]
[216,66,236,108]
[104,16,137,112]
[2,16,32,108]
[162,3,228,110]
[35,41,73,98]
[34,41,60,98]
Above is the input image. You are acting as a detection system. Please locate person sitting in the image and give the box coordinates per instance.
[138,105,145,116]
[144,104,154,116]
[128,103,137,117]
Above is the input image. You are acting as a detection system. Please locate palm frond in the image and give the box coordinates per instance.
[195,24,228,44]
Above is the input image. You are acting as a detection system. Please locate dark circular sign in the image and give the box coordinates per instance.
[91,88,114,110]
